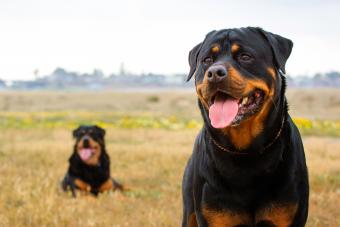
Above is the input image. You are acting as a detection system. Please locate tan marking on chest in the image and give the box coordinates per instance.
[222,116,264,150]
[203,207,252,227]
[255,203,298,227]
[188,212,198,227]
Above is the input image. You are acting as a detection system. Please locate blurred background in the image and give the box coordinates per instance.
[0,0,339,226]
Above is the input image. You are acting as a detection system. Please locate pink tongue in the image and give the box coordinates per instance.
[79,148,93,161]
[209,97,239,128]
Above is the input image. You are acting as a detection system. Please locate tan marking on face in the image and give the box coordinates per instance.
[195,65,276,149]
[256,203,298,227]
[188,212,198,227]
[211,44,220,54]
[77,137,102,166]
[231,44,240,53]
[98,179,113,192]
[267,67,276,79]
[227,66,247,87]
[74,178,91,192]
[195,77,211,109]
[196,65,246,110]
[202,207,252,227]
[228,66,274,98]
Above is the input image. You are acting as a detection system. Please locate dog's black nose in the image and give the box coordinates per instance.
[207,65,227,83]
[83,138,90,148]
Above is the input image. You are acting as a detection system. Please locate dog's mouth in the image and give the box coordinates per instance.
[78,147,95,161]
[208,89,265,128]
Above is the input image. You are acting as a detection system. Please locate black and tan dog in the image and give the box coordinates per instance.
[182,27,309,227]
[62,125,123,197]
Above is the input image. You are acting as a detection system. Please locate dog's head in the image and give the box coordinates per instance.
[187,27,292,148]
[72,125,106,166]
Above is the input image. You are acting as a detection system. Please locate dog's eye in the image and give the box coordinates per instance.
[79,131,86,136]
[203,57,213,65]
[238,53,253,63]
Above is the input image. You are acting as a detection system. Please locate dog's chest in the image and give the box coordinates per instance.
[201,185,298,226]
[201,204,298,227]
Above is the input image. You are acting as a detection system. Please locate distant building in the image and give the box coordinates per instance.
[0,79,6,89]
[3,67,340,90]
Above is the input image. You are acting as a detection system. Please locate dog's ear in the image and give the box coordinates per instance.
[257,28,293,74]
[187,42,203,82]
[187,30,216,82]
[94,125,106,138]
[72,126,81,138]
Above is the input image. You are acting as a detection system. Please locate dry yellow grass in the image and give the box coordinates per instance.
[0,90,339,226]
[0,128,192,227]
[1,88,340,120]
[303,137,340,226]
[0,128,339,227]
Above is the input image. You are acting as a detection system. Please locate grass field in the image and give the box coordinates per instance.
[0,89,339,226]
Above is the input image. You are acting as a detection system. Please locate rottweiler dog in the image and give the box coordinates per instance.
[182,27,309,227]
[62,125,123,197]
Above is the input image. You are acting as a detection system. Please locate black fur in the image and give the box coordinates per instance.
[182,27,309,227]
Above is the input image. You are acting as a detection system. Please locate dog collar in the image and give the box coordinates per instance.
[209,116,286,155]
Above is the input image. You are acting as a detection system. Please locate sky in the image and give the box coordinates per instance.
[1,0,340,80]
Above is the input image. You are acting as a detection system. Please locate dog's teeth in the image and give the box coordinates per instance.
[242,97,248,105]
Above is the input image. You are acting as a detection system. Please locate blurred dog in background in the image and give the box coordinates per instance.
[62,125,123,197]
